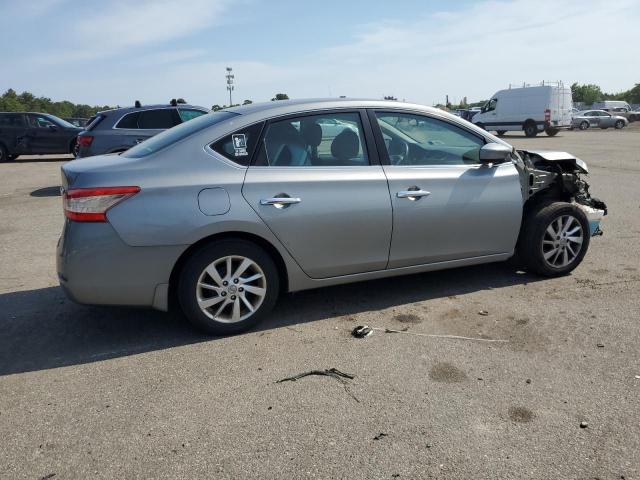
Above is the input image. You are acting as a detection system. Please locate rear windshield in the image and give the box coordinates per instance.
[85,114,104,131]
[122,111,239,158]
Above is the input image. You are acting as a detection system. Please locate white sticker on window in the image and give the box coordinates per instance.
[232,133,248,156]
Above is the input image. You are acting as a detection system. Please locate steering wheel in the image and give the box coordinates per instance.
[388,138,410,165]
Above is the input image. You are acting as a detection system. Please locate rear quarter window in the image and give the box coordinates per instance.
[115,112,140,129]
[210,122,264,166]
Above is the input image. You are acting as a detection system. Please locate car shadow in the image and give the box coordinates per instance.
[12,155,73,163]
[0,262,542,376]
[30,186,62,197]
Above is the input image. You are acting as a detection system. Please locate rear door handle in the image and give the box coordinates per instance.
[397,189,431,200]
[260,196,301,208]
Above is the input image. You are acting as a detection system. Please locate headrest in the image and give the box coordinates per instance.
[301,121,322,148]
[330,129,359,161]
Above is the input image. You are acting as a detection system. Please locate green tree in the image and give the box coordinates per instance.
[242,99,253,105]
[383,95,397,100]
[271,93,289,101]
[211,104,222,111]
[570,83,603,105]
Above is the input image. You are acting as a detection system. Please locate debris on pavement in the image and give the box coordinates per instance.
[596,343,604,348]
[350,325,508,343]
[526,379,532,384]
[478,310,489,316]
[352,325,373,338]
[276,368,360,403]
[276,368,355,383]
[373,432,388,440]
[580,421,589,428]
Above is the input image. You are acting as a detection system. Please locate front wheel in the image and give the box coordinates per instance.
[518,202,590,277]
[579,121,589,130]
[614,120,625,129]
[178,239,279,335]
[545,127,559,137]
[0,144,8,163]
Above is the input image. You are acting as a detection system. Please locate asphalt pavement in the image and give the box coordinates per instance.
[1,127,639,479]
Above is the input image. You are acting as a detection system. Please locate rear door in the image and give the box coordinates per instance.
[0,113,28,154]
[370,110,522,268]
[242,110,393,279]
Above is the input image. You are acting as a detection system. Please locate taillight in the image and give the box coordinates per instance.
[63,186,140,222]
[77,135,94,147]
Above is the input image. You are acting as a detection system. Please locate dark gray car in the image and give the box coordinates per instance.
[58,99,607,335]
[0,112,82,161]
[76,103,208,158]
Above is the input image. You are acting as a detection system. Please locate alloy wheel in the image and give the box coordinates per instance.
[196,255,267,323]
[541,215,584,268]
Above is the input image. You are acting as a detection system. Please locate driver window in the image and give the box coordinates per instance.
[375,112,484,166]
[485,98,498,112]
[28,115,55,128]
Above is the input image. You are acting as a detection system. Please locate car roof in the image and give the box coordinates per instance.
[98,104,208,115]
[222,97,447,117]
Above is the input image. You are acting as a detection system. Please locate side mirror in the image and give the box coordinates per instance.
[479,143,512,163]
[48,125,58,131]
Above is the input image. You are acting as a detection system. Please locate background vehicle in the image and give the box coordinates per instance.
[57,99,606,335]
[75,102,208,158]
[571,110,628,130]
[472,83,573,137]
[0,112,82,162]
[592,100,632,112]
[64,117,89,127]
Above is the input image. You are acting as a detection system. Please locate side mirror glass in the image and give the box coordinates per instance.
[479,143,512,163]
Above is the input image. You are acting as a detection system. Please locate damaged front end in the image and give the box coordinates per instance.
[515,149,607,236]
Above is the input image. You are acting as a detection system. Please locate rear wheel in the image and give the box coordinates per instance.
[178,239,279,335]
[496,130,506,136]
[518,202,590,277]
[524,122,538,137]
[614,120,625,129]
[579,121,589,130]
[545,127,559,137]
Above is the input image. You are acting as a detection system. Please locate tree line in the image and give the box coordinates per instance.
[0,88,110,119]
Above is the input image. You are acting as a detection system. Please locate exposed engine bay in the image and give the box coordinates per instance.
[515,149,607,235]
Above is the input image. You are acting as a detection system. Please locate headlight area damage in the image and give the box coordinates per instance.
[516,149,607,236]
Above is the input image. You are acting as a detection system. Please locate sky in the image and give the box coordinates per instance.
[0,0,638,108]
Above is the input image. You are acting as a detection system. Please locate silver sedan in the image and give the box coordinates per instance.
[571,110,628,130]
[58,99,606,334]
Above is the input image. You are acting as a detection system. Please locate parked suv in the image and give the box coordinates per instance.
[76,103,209,158]
[0,112,82,162]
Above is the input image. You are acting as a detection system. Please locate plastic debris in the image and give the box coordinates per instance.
[478,310,489,316]
[373,432,388,441]
[352,325,373,338]
[580,421,588,428]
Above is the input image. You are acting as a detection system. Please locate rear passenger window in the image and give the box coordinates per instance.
[115,112,140,129]
[253,112,369,167]
[210,122,264,166]
[138,109,179,129]
[0,114,25,127]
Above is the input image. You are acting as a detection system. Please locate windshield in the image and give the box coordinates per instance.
[122,111,238,158]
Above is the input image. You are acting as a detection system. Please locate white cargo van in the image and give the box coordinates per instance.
[472,84,573,137]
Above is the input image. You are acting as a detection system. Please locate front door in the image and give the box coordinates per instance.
[242,111,392,279]
[370,110,523,269]
[26,114,69,153]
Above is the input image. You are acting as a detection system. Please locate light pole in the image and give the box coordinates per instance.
[226,67,234,106]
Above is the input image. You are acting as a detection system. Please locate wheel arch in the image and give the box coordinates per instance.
[168,231,289,311]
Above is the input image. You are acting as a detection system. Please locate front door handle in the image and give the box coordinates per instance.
[260,196,301,208]
[397,188,431,200]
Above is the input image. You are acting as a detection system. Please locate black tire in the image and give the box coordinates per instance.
[0,144,8,163]
[614,120,625,129]
[518,202,590,277]
[545,127,559,137]
[579,121,589,130]
[523,122,538,137]
[9,154,19,160]
[476,123,485,131]
[496,130,506,136]
[178,239,279,335]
